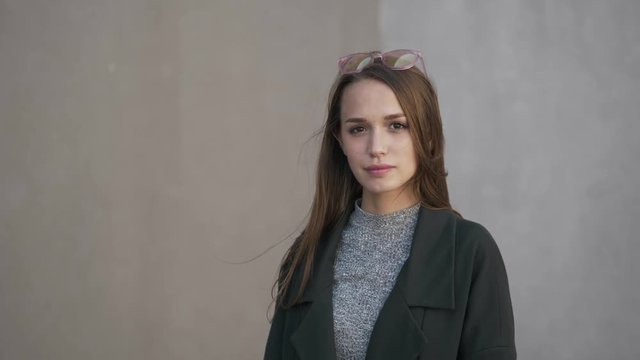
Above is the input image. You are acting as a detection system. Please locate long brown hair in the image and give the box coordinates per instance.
[272,63,458,311]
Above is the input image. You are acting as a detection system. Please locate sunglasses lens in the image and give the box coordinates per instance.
[341,54,372,73]
[338,50,424,75]
[383,50,419,70]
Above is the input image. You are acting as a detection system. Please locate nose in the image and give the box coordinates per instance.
[368,127,387,158]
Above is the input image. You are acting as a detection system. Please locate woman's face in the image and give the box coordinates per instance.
[337,78,418,201]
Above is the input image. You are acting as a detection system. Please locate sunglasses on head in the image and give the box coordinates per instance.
[337,49,426,75]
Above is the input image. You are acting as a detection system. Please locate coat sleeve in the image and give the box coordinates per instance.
[264,302,286,360]
[264,249,298,360]
[457,224,516,360]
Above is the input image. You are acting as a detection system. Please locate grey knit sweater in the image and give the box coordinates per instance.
[332,198,421,360]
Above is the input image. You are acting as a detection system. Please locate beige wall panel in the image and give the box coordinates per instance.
[0,0,379,358]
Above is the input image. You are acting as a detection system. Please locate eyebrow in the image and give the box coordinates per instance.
[343,113,406,123]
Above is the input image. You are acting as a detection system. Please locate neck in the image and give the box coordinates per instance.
[360,187,420,215]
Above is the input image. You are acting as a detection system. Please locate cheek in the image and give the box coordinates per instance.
[340,137,364,158]
[398,139,418,168]
[342,146,362,166]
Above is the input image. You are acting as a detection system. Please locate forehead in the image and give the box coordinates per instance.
[340,79,403,120]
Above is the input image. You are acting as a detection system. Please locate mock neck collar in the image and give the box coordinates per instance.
[351,198,421,229]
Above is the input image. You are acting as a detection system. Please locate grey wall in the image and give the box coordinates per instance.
[0,0,378,359]
[380,0,640,359]
[2,0,639,359]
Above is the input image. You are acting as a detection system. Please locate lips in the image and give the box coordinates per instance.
[365,164,394,176]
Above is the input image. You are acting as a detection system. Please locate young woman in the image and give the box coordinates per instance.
[264,49,516,360]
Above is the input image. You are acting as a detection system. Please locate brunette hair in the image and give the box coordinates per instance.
[272,63,458,311]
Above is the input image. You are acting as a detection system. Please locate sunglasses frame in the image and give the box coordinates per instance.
[337,49,426,75]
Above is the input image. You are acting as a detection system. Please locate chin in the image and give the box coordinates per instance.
[361,183,402,195]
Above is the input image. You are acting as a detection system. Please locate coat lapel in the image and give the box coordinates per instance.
[289,297,335,360]
[366,206,457,359]
[290,203,457,360]
[365,285,428,359]
[396,205,457,310]
[289,209,349,360]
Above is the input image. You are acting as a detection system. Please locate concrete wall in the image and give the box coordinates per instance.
[380,0,640,359]
[3,0,640,359]
[0,0,378,359]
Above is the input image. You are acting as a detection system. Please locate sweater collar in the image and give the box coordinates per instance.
[350,198,421,230]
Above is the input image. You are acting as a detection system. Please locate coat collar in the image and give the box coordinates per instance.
[289,202,458,360]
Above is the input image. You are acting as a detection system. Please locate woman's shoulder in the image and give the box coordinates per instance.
[415,206,506,266]
[426,207,499,250]
[455,216,497,247]
[451,214,508,273]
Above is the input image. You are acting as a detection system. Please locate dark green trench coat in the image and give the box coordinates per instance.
[264,203,516,360]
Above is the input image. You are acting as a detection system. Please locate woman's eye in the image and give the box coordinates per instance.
[348,126,365,134]
[390,122,408,130]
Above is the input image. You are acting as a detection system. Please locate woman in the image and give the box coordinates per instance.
[264,49,516,360]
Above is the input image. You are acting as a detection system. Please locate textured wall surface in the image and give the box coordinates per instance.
[380,0,640,359]
[3,0,639,359]
[0,0,378,358]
